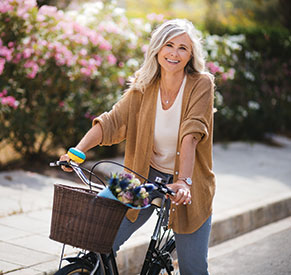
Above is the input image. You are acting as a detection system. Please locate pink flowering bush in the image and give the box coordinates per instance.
[0,0,160,158]
[0,0,241,159]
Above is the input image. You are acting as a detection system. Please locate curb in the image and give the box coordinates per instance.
[210,192,291,246]
[116,193,291,275]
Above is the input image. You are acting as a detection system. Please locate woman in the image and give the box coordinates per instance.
[61,19,215,274]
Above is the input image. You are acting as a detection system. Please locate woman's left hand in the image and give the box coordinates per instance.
[167,180,192,205]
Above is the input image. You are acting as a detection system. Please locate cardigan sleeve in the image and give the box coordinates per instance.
[92,90,133,146]
[179,74,214,143]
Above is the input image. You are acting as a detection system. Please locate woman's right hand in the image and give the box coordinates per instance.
[59,154,73,172]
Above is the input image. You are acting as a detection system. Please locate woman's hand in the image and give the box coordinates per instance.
[59,154,73,172]
[167,180,191,205]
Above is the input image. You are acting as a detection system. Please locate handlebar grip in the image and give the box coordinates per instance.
[67,147,86,164]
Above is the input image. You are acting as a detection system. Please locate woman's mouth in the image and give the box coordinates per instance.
[166,58,180,64]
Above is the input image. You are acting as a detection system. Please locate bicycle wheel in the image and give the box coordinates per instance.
[54,262,93,275]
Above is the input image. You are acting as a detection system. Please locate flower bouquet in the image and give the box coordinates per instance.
[98,172,155,209]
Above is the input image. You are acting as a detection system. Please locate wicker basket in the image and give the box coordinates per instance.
[49,184,128,254]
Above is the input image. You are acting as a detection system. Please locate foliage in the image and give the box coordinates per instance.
[2,0,288,162]
[204,0,290,30]
[0,0,160,158]
[208,26,291,141]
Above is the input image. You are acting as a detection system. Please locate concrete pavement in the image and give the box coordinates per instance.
[208,216,291,274]
[0,135,291,274]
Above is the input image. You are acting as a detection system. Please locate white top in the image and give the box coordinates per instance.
[150,75,187,174]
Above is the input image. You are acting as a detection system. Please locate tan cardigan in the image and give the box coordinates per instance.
[93,73,216,234]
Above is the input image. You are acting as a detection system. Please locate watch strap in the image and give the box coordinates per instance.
[178,177,192,186]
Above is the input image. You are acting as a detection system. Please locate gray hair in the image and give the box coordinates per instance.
[129,19,212,91]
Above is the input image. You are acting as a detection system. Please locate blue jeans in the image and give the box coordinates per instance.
[112,167,212,275]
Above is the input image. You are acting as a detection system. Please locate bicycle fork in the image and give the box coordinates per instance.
[140,196,168,275]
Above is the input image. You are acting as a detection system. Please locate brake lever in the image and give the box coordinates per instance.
[154,177,175,196]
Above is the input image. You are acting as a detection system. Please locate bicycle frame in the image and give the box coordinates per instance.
[50,160,175,275]
[140,195,168,274]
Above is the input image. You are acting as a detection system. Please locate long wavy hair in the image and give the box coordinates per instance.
[129,19,212,92]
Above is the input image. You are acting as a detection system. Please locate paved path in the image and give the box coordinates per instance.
[0,136,290,274]
[209,217,291,275]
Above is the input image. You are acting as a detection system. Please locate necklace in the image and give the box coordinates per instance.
[160,76,184,106]
[161,87,179,106]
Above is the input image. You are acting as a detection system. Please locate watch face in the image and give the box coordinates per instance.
[186,178,192,185]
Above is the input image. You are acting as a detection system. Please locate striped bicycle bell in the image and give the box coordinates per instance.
[67,147,86,164]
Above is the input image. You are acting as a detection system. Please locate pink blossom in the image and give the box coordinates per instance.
[84,112,96,120]
[58,21,74,35]
[13,53,22,64]
[16,0,36,19]
[0,89,7,97]
[23,0,37,9]
[24,60,39,79]
[39,40,48,47]
[79,59,88,67]
[79,48,87,56]
[23,48,33,59]
[124,191,134,201]
[0,2,13,13]
[118,62,124,68]
[36,14,45,22]
[38,58,46,66]
[221,73,228,81]
[143,197,149,206]
[221,68,235,81]
[45,78,52,85]
[118,77,125,86]
[107,54,117,65]
[59,101,64,107]
[1,95,19,109]
[0,58,5,75]
[93,55,102,67]
[141,44,148,53]
[206,62,221,74]
[227,68,235,79]
[80,67,91,77]
[8,42,14,48]
[99,38,112,51]
[38,5,58,17]
[55,53,66,66]
[89,32,100,46]
[0,46,13,61]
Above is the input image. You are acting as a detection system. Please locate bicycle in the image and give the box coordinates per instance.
[49,152,178,275]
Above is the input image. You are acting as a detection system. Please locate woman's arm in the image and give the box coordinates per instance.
[60,123,103,172]
[168,134,198,205]
[75,123,103,153]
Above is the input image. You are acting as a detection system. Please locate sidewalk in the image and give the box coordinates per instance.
[0,136,291,274]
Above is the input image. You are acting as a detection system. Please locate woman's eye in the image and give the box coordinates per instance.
[180,46,187,50]
[166,43,173,47]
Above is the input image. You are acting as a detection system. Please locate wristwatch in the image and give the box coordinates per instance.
[178,177,192,186]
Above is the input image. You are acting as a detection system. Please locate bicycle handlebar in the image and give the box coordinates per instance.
[49,160,175,197]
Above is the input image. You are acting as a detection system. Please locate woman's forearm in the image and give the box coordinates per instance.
[76,123,103,153]
[178,134,198,179]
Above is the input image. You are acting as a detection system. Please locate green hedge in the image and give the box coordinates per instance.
[211,26,291,141]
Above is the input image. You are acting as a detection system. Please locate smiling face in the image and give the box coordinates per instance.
[157,33,192,77]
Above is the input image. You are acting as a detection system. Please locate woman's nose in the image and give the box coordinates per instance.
[169,47,178,57]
